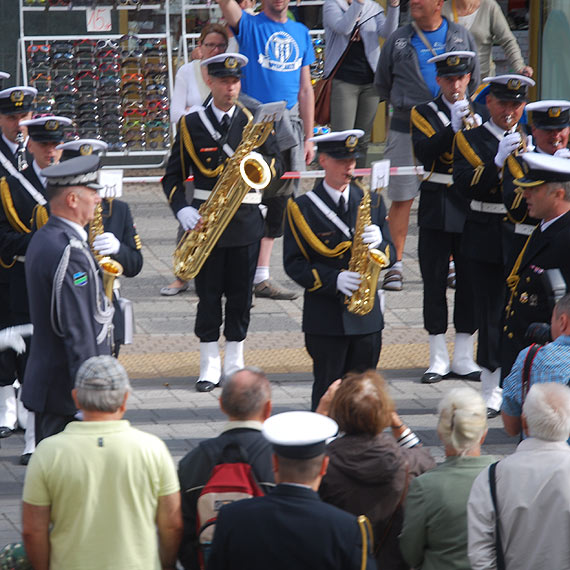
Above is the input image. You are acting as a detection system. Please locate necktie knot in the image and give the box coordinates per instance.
[220,113,230,132]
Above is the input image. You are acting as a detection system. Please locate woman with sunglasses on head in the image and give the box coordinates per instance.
[162,25,230,297]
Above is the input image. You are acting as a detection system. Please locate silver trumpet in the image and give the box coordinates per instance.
[15,132,28,171]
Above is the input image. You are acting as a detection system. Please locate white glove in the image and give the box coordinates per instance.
[494,132,521,168]
[337,271,361,296]
[554,148,570,159]
[176,206,201,231]
[451,100,471,133]
[92,232,120,256]
[473,113,483,127]
[362,224,382,249]
[525,135,535,153]
[0,324,33,354]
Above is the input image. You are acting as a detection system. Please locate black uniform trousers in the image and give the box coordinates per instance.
[194,241,260,342]
[419,228,476,335]
[468,259,505,371]
[305,331,382,411]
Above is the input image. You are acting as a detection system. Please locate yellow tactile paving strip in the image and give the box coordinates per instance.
[119,341,451,379]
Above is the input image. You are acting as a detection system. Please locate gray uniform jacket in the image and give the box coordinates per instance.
[375,19,480,128]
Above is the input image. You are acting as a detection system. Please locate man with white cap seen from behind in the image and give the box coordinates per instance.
[207,410,376,569]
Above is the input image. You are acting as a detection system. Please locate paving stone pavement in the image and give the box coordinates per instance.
[0,171,518,546]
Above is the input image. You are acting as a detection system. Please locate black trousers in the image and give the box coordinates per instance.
[418,227,476,335]
[0,282,17,386]
[305,331,382,411]
[194,242,260,342]
[35,412,76,445]
[468,259,505,371]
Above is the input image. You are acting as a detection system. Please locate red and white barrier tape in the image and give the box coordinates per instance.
[125,165,424,184]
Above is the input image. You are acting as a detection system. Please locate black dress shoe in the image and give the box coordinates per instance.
[20,453,32,466]
[421,372,443,384]
[196,380,216,393]
[486,408,500,419]
[449,370,482,382]
[0,426,14,438]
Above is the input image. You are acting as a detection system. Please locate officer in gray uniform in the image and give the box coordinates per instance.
[22,155,114,443]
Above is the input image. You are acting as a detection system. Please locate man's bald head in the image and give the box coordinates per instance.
[220,367,271,421]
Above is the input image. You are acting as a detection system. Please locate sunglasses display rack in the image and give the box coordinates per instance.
[19,0,173,168]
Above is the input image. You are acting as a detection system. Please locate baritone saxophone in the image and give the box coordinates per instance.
[345,180,390,316]
[89,203,123,301]
[173,102,284,281]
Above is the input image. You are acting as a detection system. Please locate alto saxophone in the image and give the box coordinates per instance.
[173,110,274,281]
[89,203,123,301]
[345,180,390,316]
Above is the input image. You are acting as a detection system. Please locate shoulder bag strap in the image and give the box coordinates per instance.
[488,461,506,570]
[411,21,439,57]
[327,23,361,79]
[522,343,542,403]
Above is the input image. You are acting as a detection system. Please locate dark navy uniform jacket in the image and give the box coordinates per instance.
[22,216,112,415]
[412,95,489,233]
[99,198,143,278]
[207,484,376,570]
[503,211,570,361]
[284,181,395,336]
[0,163,47,316]
[162,103,283,248]
[453,122,515,266]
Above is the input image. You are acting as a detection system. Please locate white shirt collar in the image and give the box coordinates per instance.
[210,102,236,125]
[2,133,19,156]
[442,95,455,112]
[536,146,549,154]
[55,216,88,242]
[323,180,350,206]
[221,420,264,433]
[541,211,567,232]
[487,119,508,138]
[32,160,47,188]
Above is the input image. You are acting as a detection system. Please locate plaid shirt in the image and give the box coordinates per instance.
[502,335,570,417]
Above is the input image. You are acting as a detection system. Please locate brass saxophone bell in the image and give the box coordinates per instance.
[99,256,123,301]
[239,151,271,190]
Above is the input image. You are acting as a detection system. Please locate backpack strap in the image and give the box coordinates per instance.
[488,462,506,570]
[522,343,542,404]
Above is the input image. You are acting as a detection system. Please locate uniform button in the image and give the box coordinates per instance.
[503,325,507,332]
[508,332,514,339]
[510,311,514,316]
[206,158,212,162]
[526,277,531,283]
[503,216,507,221]
[339,254,344,259]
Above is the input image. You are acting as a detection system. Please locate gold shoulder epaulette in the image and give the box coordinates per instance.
[454,131,485,185]
[411,106,435,138]
[0,177,30,234]
[134,234,142,250]
[31,204,48,230]
[286,198,351,259]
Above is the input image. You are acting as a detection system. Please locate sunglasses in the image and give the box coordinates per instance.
[55,102,76,113]
[122,106,146,117]
[96,49,121,60]
[125,140,146,151]
[99,62,121,74]
[96,39,120,51]
[74,39,97,53]
[143,62,167,74]
[145,84,167,95]
[52,52,74,61]
[147,98,169,111]
[52,74,75,85]
[76,102,99,113]
[34,102,54,113]
[27,44,50,54]
[52,84,78,95]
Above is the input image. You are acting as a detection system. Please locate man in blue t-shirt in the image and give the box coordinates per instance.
[217,0,315,301]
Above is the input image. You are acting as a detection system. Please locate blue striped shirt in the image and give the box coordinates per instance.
[502,335,570,418]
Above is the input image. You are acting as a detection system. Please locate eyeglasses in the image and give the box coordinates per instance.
[202,42,227,50]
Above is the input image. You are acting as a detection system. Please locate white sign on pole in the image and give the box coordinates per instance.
[98,170,124,198]
[371,159,391,192]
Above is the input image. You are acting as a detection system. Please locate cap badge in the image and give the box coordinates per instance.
[225,57,238,69]
[45,120,59,131]
[10,90,24,106]
[446,55,460,66]
[507,78,522,91]
[79,144,93,156]
[345,135,358,149]
[548,107,562,118]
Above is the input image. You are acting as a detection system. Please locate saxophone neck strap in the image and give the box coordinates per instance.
[0,150,46,206]
[305,190,352,239]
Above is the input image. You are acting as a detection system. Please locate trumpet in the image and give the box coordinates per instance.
[15,132,28,171]
[453,93,478,130]
[505,115,527,156]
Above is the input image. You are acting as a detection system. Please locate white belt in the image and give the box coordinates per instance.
[423,172,453,185]
[514,223,536,236]
[194,188,262,204]
[470,200,507,214]
[14,256,25,263]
